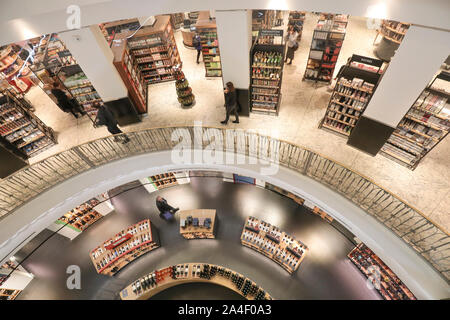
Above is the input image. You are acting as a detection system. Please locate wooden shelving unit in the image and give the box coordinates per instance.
[112,15,181,113]
[319,54,383,137]
[0,90,56,160]
[240,216,308,274]
[288,11,306,41]
[0,288,21,300]
[250,32,285,115]
[304,13,348,82]
[196,14,222,77]
[375,20,410,45]
[179,209,217,239]
[99,19,140,47]
[251,10,277,40]
[380,71,450,169]
[348,243,416,300]
[90,219,160,276]
[120,263,272,300]
[170,13,184,30]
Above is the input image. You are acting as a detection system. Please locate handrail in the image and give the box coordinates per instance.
[0,126,448,282]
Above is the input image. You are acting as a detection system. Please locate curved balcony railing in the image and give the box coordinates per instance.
[0,126,448,281]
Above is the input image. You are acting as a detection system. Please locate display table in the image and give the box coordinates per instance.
[119,263,272,300]
[90,219,160,276]
[179,209,217,239]
[241,216,308,274]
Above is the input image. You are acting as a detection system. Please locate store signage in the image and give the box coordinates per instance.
[259,29,283,37]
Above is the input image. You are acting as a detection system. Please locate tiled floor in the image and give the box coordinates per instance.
[25,12,449,232]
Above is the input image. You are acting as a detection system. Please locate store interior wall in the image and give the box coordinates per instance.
[0,150,448,299]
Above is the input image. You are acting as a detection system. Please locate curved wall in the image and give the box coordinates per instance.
[0,150,448,299]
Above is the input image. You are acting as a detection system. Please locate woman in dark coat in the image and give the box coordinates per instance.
[285,26,299,64]
[221,81,239,125]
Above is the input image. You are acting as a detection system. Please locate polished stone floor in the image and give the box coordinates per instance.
[15,176,381,300]
[24,12,449,232]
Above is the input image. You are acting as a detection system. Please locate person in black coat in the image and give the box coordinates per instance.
[156,196,179,220]
[93,102,130,143]
[193,33,202,64]
[51,82,85,118]
[221,81,239,125]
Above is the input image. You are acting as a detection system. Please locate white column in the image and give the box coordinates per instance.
[215,10,252,89]
[58,26,128,103]
[363,26,450,127]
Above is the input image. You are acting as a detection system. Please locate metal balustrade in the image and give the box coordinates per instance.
[0,126,448,281]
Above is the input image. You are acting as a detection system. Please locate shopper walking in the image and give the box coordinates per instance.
[156,196,179,220]
[193,33,202,64]
[51,82,85,118]
[221,81,239,125]
[93,102,130,144]
[284,26,299,65]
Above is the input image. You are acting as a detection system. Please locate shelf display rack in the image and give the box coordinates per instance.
[56,198,103,232]
[0,90,56,160]
[348,243,416,300]
[196,18,222,77]
[112,15,181,113]
[319,54,383,137]
[380,71,450,169]
[287,11,306,41]
[304,13,348,82]
[0,288,21,300]
[241,216,308,274]
[250,30,285,115]
[374,20,410,45]
[120,263,272,300]
[29,33,102,119]
[0,44,34,93]
[90,219,160,276]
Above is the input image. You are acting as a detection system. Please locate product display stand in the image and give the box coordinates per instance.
[319,54,383,137]
[179,209,217,239]
[120,262,272,300]
[240,216,308,274]
[380,71,450,169]
[112,15,181,113]
[348,243,416,300]
[196,14,222,77]
[250,31,285,115]
[0,90,56,160]
[304,14,348,82]
[0,260,33,300]
[174,64,195,106]
[90,219,160,276]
